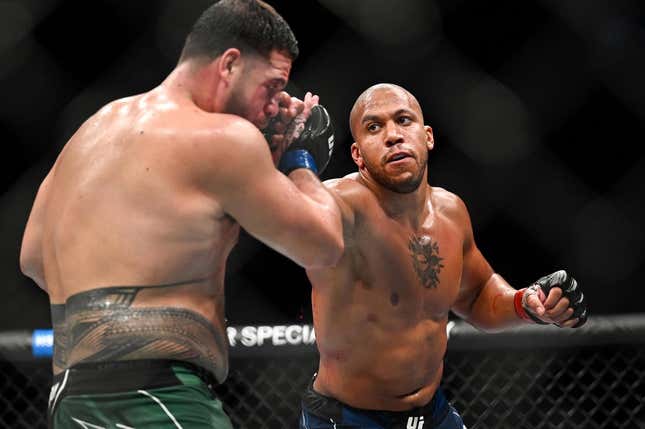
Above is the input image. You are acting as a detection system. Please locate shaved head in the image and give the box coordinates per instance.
[349,83,423,141]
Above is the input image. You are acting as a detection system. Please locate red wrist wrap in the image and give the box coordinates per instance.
[514,289,533,323]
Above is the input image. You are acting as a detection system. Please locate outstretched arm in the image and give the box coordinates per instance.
[194,116,343,269]
[450,196,586,331]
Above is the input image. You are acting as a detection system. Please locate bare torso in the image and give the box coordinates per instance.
[39,89,240,381]
[308,174,466,410]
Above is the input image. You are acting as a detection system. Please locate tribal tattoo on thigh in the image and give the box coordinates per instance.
[409,235,444,289]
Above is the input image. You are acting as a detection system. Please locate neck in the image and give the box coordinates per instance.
[359,170,430,228]
[161,59,222,112]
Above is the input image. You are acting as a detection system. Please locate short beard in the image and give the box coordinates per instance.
[224,81,249,121]
[363,152,428,194]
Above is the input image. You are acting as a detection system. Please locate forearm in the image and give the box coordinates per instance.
[286,169,343,268]
[466,273,528,332]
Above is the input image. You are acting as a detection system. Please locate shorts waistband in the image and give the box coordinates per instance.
[52,359,216,396]
[302,377,450,427]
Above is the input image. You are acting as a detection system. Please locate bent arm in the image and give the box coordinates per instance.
[450,197,524,332]
[20,171,52,291]
[199,119,343,268]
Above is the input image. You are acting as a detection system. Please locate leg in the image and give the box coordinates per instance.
[300,408,336,429]
[300,408,367,429]
[435,404,467,429]
[51,384,234,429]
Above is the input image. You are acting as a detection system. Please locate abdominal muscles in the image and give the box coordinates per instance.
[315,310,448,409]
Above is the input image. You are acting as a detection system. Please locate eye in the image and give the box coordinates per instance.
[265,81,284,96]
[397,116,412,125]
[367,123,381,132]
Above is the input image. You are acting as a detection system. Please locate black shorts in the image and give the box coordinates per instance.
[300,377,466,429]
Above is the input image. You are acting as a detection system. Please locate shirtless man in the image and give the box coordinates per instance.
[19,1,342,428]
[299,84,588,429]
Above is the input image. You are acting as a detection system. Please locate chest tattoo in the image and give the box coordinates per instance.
[408,235,444,289]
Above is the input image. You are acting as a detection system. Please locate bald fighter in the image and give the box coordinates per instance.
[20,1,342,428]
[299,84,587,429]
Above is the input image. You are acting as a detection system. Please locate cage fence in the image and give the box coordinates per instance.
[0,315,643,429]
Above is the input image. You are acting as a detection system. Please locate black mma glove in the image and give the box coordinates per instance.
[514,270,588,328]
[277,104,335,176]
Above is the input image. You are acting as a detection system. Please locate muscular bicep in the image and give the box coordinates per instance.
[453,243,494,316]
[323,178,358,241]
[450,197,494,318]
[20,171,53,291]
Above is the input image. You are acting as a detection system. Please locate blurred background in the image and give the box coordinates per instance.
[1,0,644,330]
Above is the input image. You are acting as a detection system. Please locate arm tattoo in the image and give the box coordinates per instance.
[409,235,445,289]
[283,114,307,146]
[265,115,307,162]
[50,282,228,383]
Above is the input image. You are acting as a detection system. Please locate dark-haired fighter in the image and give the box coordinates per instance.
[20,1,342,427]
[300,84,587,429]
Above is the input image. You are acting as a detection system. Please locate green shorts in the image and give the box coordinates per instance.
[48,360,233,429]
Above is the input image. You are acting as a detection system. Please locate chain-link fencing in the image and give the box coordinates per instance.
[1,316,643,428]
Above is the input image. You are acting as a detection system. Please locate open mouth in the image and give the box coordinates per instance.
[387,152,413,163]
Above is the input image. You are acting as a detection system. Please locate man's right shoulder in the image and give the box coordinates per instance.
[190,113,262,147]
[324,173,373,208]
[175,113,266,162]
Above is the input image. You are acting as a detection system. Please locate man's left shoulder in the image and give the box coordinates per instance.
[429,186,472,226]
[429,186,465,209]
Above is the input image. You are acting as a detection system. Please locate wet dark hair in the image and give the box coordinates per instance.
[179,0,299,63]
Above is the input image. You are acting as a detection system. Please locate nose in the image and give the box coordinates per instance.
[384,121,403,147]
[264,96,279,119]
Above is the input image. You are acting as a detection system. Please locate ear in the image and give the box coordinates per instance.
[351,142,364,169]
[425,125,434,151]
[218,48,242,82]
